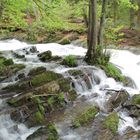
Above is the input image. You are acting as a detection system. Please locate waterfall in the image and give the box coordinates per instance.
[0,39,140,139]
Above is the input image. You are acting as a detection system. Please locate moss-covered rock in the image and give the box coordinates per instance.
[26,124,58,140]
[28,66,46,77]
[104,112,119,134]
[132,94,140,105]
[72,106,99,128]
[31,71,62,87]
[68,69,83,76]
[3,58,14,66]
[101,63,125,82]
[62,55,78,67]
[13,52,25,59]
[59,38,71,45]
[38,50,52,62]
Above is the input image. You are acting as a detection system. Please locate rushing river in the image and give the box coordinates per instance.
[0,39,140,140]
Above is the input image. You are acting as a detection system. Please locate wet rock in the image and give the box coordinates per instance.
[72,106,99,128]
[120,127,139,140]
[26,124,58,140]
[30,46,38,53]
[3,58,14,66]
[28,66,46,77]
[15,73,25,81]
[68,69,83,76]
[13,52,25,59]
[38,50,52,62]
[124,76,136,88]
[123,94,140,118]
[106,90,129,112]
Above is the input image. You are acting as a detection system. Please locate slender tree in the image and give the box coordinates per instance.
[137,0,140,28]
[85,0,97,63]
[130,0,135,29]
[98,0,108,45]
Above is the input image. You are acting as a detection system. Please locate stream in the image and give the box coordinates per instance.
[0,39,140,140]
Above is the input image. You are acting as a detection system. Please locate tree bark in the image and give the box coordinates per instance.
[137,0,140,28]
[85,0,97,63]
[130,0,135,29]
[98,0,107,45]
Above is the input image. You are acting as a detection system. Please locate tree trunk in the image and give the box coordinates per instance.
[85,0,97,63]
[130,0,135,29]
[98,0,108,45]
[137,0,140,28]
[82,1,88,27]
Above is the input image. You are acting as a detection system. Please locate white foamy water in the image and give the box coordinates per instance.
[0,39,140,139]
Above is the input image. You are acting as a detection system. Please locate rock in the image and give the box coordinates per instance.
[13,52,25,59]
[28,67,46,77]
[106,90,129,112]
[120,127,139,140]
[124,76,136,88]
[72,106,99,128]
[59,38,71,45]
[38,50,52,62]
[30,46,38,53]
[123,94,140,118]
[68,69,83,76]
[16,73,25,80]
[3,58,14,66]
[26,124,58,140]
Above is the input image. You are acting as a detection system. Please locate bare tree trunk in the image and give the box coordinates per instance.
[85,0,97,63]
[82,1,88,27]
[130,0,135,29]
[137,0,140,28]
[98,0,108,45]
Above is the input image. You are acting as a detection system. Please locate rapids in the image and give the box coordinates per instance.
[0,39,140,139]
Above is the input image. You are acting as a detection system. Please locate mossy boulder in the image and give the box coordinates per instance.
[101,63,125,82]
[3,58,14,66]
[72,106,99,128]
[31,71,62,87]
[104,112,119,134]
[62,55,78,67]
[59,38,71,45]
[132,94,140,105]
[68,69,83,76]
[38,50,52,62]
[28,66,46,77]
[26,124,58,140]
[13,52,25,59]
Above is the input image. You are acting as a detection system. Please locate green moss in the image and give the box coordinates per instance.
[68,69,83,76]
[62,55,77,67]
[68,90,77,101]
[13,52,25,59]
[26,124,58,140]
[28,66,46,76]
[34,111,45,124]
[72,106,99,128]
[3,58,14,66]
[11,64,25,73]
[104,112,119,134]
[132,94,140,105]
[31,71,62,87]
[58,78,71,92]
[101,63,125,82]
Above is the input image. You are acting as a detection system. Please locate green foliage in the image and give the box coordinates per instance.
[62,55,77,67]
[101,63,125,82]
[132,94,140,105]
[31,71,62,87]
[104,112,119,134]
[72,106,99,128]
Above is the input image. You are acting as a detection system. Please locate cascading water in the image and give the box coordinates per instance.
[0,39,140,139]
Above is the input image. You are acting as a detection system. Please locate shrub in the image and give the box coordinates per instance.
[62,55,77,67]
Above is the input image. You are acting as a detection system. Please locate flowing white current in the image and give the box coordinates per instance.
[0,39,140,139]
